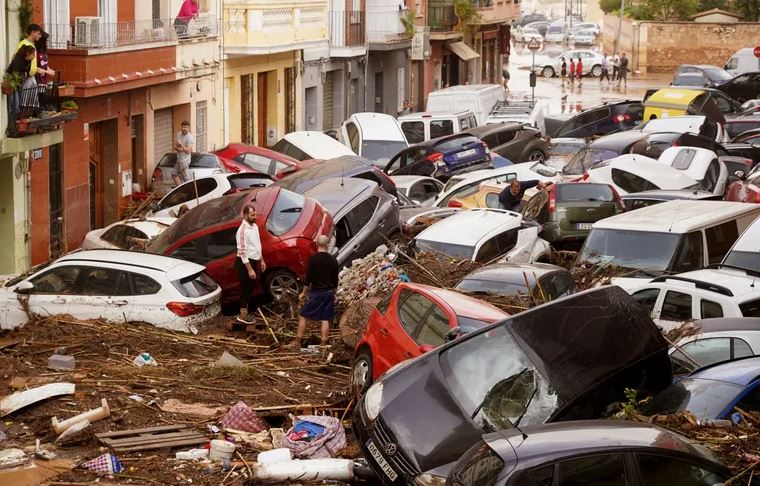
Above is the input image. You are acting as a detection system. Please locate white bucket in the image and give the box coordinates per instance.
[208,439,236,461]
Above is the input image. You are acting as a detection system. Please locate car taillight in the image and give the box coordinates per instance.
[228,165,241,173]
[448,200,463,208]
[425,152,444,163]
[740,157,753,167]
[152,168,162,180]
[579,172,590,182]
[166,302,205,317]
[548,191,556,213]
[614,114,631,123]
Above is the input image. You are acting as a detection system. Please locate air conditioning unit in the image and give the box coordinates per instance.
[74,17,103,47]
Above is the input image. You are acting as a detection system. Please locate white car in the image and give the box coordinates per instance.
[584,154,701,195]
[657,146,728,196]
[414,208,551,263]
[723,213,760,272]
[0,250,222,333]
[638,115,730,143]
[669,317,760,374]
[538,50,605,78]
[569,29,596,46]
[148,173,273,218]
[544,22,566,43]
[338,113,409,166]
[271,131,356,161]
[571,22,600,35]
[391,176,444,206]
[398,111,478,144]
[515,27,544,45]
[627,267,760,332]
[81,217,175,250]
[151,152,228,197]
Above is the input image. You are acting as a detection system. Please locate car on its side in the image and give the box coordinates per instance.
[538,49,604,78]
[151,152,228,197]
[146,186,334,304]
[390,175,443,206]
[302,178,399,266]
[270,131,356,161]
[383,134,492,181]
[398,111,478,145]
[276,155,398,197]
[718,71,760,103]
[674,64,735,87]
[352,282,508,392]
[726,163,760,204]
[657,146,728,196]
[584,154,702,195]
[464,123,548,163]
[0,250,221,333]
[621,189,721,211]
[81,217,174,250]
[339,113,409,166]
[447,421,729,486]
[455,262,574,300]
[548,101,644,139]
[212,143,316,179]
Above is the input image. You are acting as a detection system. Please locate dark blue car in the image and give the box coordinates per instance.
[383,134,492,181]
[644,356,760,422]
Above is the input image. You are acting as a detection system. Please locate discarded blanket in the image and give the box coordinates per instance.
[281,415,346,459]
[80,453,123,475]
[221,401,268,433]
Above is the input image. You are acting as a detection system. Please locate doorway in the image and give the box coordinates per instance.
[442,53,460,88]
[241,74,254,145]
[49,143,64,259]
[88,119,119,229]
[257,72,267,145]
[131,115,145,191]
[374,71,383,113]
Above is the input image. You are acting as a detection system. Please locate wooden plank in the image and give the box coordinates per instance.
[113,437,207,452]
[96,424,187,439]
[101,432,204,447]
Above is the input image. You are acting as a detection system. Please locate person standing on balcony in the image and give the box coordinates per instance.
[16,24,43,114]
[16,24,42,78]
[5,45,35,134]
[172,121,194,185]
[174,0,199,37]
[35,32,55,86]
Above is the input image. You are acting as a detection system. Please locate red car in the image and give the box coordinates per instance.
[726,164,760,203]
[352,283,508,391]
[213,144,319,179]
[147,186,333,304]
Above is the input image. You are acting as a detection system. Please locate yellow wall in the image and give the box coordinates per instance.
[0,155,29,274]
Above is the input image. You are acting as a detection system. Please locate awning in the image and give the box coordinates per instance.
[446,41,480,61]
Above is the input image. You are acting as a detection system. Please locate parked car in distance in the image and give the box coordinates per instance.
[548,101,644,139]
[276,155,398,197]
[675,64,734,87]
[464,123,548,163]
[725,48,760,76]
[584,154,702,195]
[523,20,549,35]
[398,111,478,145]
[338,113,409,166]
[353,286,672,484]
[455,262,575,300]
[81,217,174,250]
[146,187,334,303]
[212,143,314,179]
[643,356,760,422]
[448,421,729,486]
[544,21,566,43]
[621,189,721,211]
[671,72,717,88]
[425,84,505,125]
[723,214,760,271]
[352,282,507,392]
[517,13,548,27]
[657,146,728,196]
[514,26,543,45]
[390,176,443,206]
[539,49,604,78]
[569,29,597,45]
[414,208,550,263]
[717,72,760,103]
[151,152,227,197]
[725,114,760,140]
[0,250,221,332]
[302,178,399,266]
[270,131,356,161]
[726,163,760,204]
[384,134,492,181]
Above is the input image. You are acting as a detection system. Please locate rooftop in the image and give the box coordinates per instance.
[416,209,522,246]
[675,267,760,299]
[302,178,376,216]
[57,249,203,278]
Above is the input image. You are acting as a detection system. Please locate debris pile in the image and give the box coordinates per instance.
[336,245,409,306]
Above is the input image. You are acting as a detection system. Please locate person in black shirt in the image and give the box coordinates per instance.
[498,178,552,212]
[288,235,339,349]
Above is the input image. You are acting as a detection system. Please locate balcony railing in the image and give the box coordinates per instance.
[328,10,366,47]
[429,4,456,33]
[3,83,77,138]
[224,3,328,52]
[367,7,410,44]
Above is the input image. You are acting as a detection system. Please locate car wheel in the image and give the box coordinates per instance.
[541,66,555,78]
[264,269,300,302]
[526,149,546,162]
[591,64,602,77]
[351,348,373,394]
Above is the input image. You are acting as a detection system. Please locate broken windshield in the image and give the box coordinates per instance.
[578,229,682,272]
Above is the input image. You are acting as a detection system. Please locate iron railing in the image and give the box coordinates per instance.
[4,82,77,137]
[428,5,456,32]
[328,10,366,47]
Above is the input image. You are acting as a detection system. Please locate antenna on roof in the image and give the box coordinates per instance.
[667,201,682,233]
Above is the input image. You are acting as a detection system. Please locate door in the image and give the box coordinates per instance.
[257,73,268,146]
[88,123,103,229]
[125,272,168,323]
[284,67,296,134]
[657,289,695,331]
[323,71,334,130]
[25,265,82,317]
[374,72,383,113]
[131,115,145,191]
[153,108,173,168]
[241,74,255,144]
[66,266,133,322]
[340,196,380,263]
[377,289,433,373]
[49,143,64,259]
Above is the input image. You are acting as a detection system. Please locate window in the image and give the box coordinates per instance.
[496,129,517,145]
[30,266,81,294]
[460,116,475,131]
[346,122,360,153]
[610,168,659,193]
[541,272,574,300]
[80,267,131,296]
[671,148,697,170]
[376,292,393,314]
[673,337,753,374]
[397,290,433,336]
[172,271,218,297]
[171,239,202,264]
[475,238,500,263]
[557,454,627,485]
[430,120,454,139]
[556,184,614,202]
[401,121,425,144]
[196,101,207,152]
[631,288,660,316]
[705,220,739,264]
[671,231,704,273]
[660,290,693,322]
[238,153,275,174]
[101,225,149,249]
[271,139,310,161]
[522,464,554,486]
[485,193,501,209]
[565,107,610,132]
[346,196,378,234]
[700,299,723,318]
[416,305,450,346]
[481,134,499,148]
[636,454,726,485]
[699,159,720,193]
[131,274,162,295]
[206,228,237,259]
[741,299,760,317]
[266,190,305,236]
[450,443,504,486]
[189,154,222,169]
[158,178,218,210]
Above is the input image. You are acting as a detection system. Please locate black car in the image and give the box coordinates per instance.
[674,64,734,87]
[384,134,492,181]
[547,101,644,139]
[275,155,398,197]
[464,123,548,163]
[718,72,760,103]
[671,72,714,88]
[455,262,574,300]
[447,420,729,486]
[353,286,672,485]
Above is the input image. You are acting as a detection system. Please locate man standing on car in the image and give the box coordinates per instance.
[234,205,266,327]
[173,121,194,186]
[288,235,339,350]
[499,178,553,212]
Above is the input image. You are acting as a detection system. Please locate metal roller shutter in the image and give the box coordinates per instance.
[153,108,173,168]
[323,71,333,130]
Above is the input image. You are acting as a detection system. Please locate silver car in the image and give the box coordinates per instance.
[539,49,605,78]
[569,29,597,46]
[151,152,227,197]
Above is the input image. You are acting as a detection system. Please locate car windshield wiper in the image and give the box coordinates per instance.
[471,368,528,421]
[514,385,538,426]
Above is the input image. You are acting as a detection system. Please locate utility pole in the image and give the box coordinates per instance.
[614,0,625,55]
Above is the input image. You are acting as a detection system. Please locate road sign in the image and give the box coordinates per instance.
[754,46,760,58]
[527,37,541,51]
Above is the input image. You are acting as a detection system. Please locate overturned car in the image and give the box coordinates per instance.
[353,286,672,485]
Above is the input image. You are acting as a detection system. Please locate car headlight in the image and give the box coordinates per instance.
[414,473,447,486]
[364,382,383,422]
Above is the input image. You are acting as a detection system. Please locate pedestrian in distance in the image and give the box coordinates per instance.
[612,53,620,81]
[399,100,413,116]
[174,0,199,37]
[173,120,194,186]
[501,61,510,94]
[569,58,576,86]
[233,205,266,328]
[498,178,553,212]
[560,57,567,87]
[618,53,629,87]
[288,235,339,350]
[600,54,610,85]
[576,57,583,87]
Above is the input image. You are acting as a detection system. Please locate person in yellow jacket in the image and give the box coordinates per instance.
[17,24,43,77]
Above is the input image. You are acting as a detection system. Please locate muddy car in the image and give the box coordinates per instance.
[353,286,672,485]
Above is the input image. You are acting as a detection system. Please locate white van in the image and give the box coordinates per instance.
[397,111,478,144]
[725,48,760,76]
[338,113,408,165]
[425,85,505,125]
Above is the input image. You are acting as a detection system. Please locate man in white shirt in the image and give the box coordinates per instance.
[234,205,266,326]
[172,121,194,186]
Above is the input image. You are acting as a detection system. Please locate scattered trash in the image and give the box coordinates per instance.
[215,351,245,368]
[52,398,110,434]
[96,425,206,452]
[225,428,273,450]
[1,383,75,417]
[250,458,355,481]
[221,401,268,433]
[337,245,407,306]
[281,416,347,459]
[34,440,56,461]
[55,419,91,445]
[47,353,75,371]
[257,448,292,464]
[0,448,28,468]
[270,428,285,449]
[80,453,123,475]
[132,352,158,367]
[208,439,236,462]
[175,448,209,461]
[0,457,74,486]
[207,424,220,434]
[160,399,226,418]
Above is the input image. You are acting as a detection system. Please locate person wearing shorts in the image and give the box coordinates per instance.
[173,121,194,185]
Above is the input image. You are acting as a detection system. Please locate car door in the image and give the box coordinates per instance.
[22,265,82,319]
[630,287,662,321]
[67,266,134,322]
[337,195,380,264]
[658,289,696,331]
[635,453,728,485]
[125,272,167,323]
[513,454,629,485]
[493,129,520,160]
[378,289,434,371]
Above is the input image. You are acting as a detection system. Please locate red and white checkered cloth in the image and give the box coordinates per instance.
[221,401,268,433]
[80,453,123,475]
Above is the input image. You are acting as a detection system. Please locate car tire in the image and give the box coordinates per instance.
[526,149,546,162]
[591,64,602,77]
[264,269,300,302]
[351,348,374,394]
[541,66,555,78]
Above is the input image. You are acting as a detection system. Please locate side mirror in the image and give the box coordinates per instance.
[735,170,745,179]
[16,281,33,294]
[445,326,461,342]
[418,344,436,354]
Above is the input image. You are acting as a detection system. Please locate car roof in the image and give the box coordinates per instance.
[680,64,722,70]
[348,113,404,140]
[589,130,645,149]
[410,133,478,149]
[429,84,502,94]
[621,189,717,200]
[465,122,525,136]
[690,355,760,385]
[460,262,566,285]
[731,216,760,253]
[415,209,522,245]
[593,200,759,233]
[405,282,508,321]
[398,110,474,120]
[282,131,356,158]
[116,218,174,234]
[693,317,760,333]
[56,249,205,279]
[302,177,376,216]
[674,267,760,299]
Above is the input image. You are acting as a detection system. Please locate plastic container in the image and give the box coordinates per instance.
[257,448,292,464]
[208,440,236,461]
[176,448,210,461]
[132,353,158,367]
[48,354,76,370]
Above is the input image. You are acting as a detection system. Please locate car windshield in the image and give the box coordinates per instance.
[643,378,742,419]
[362,140,407,165]
[578,229,681,272]
[723,251,760,272]
[675,75,707,87]
[550,141,585,156]
[704,68,733,83]
[563,148,620,175]
[556,183,614,202]
[441,325,557,431]
[266,189,305,236]
[457,278,529,296]
[416,239,475,260]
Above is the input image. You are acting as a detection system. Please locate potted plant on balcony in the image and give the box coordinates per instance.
[2,72,22,95]
[57,84,75,97]
[61,100,78,113]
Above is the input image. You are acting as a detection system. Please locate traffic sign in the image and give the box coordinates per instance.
[527,37,541,51]
[754,45,760,58]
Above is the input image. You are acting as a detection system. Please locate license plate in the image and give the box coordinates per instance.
[457,148,477,158]
[576,223,593,230]
[367,440,398,482]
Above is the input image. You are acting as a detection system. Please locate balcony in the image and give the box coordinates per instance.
[224,0,328,56]
[2,83,77,148]
[472,0,520,25]
[428,2,457,34]
[328,10,366,56]
[367,5,412,47]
